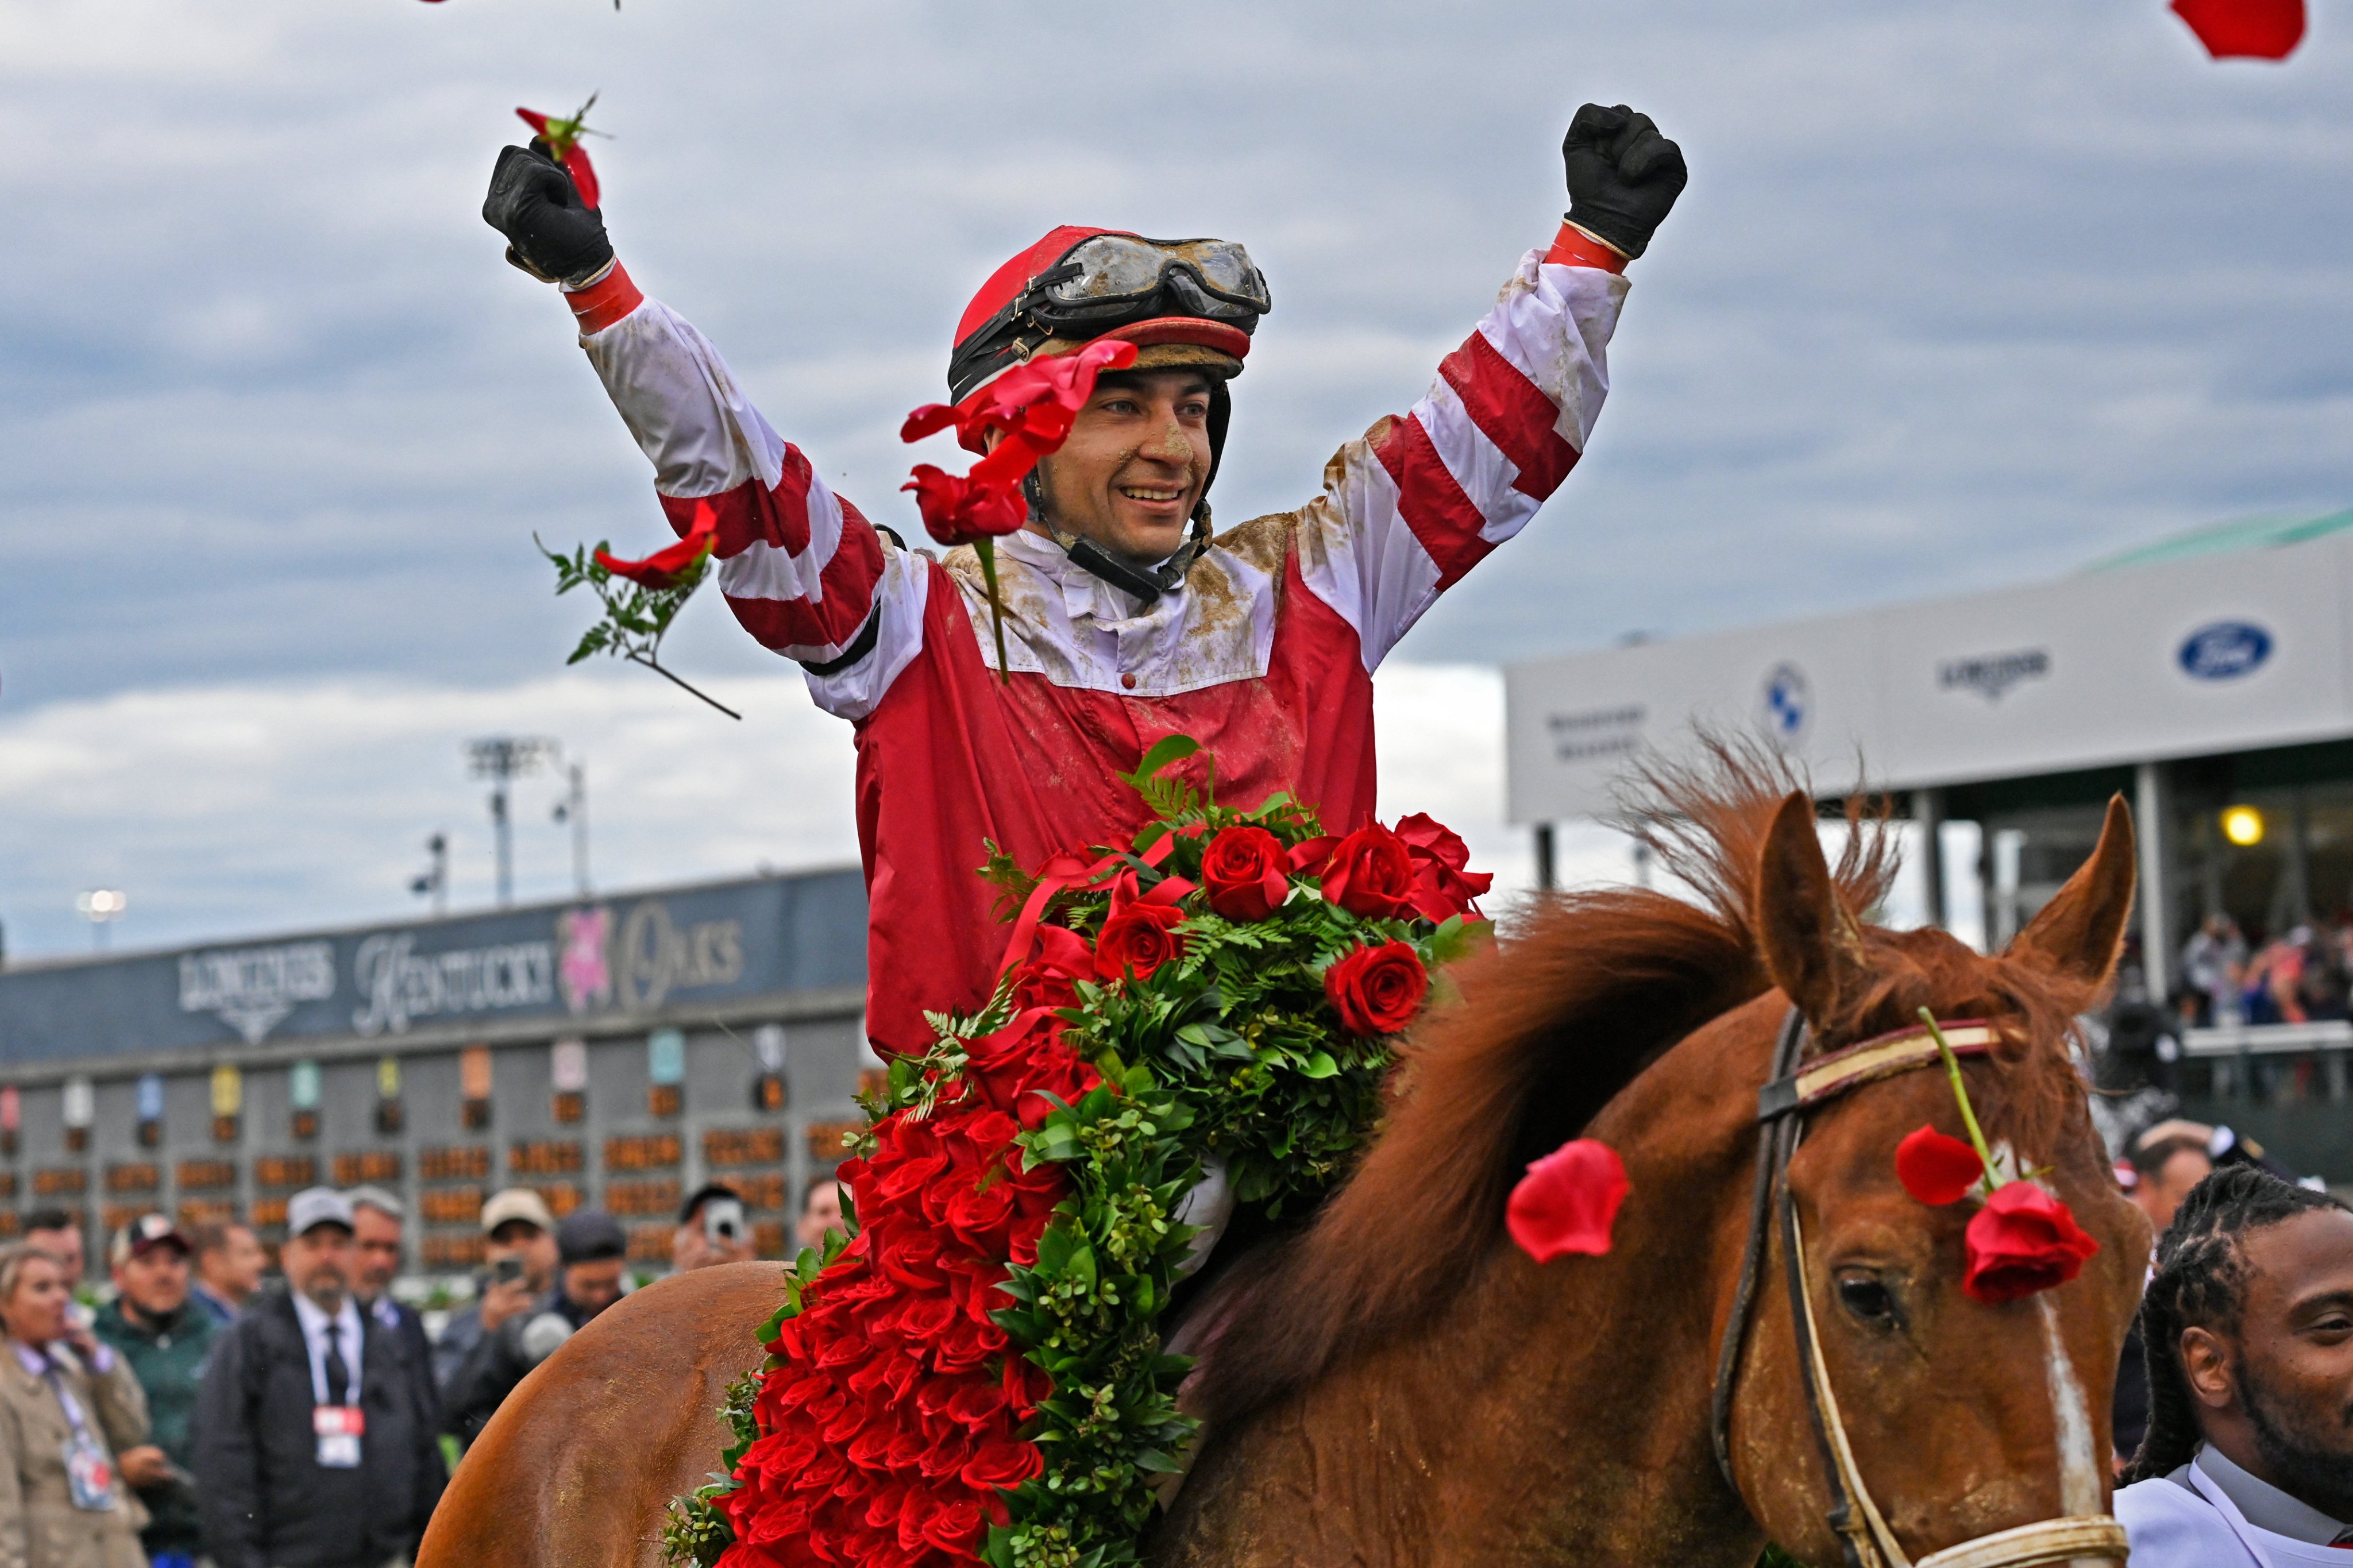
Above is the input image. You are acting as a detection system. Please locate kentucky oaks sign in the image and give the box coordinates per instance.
[0,870,865,1065]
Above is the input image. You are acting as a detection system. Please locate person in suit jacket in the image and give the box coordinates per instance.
[192,1189,445,1568]
[345,1189,442,1443]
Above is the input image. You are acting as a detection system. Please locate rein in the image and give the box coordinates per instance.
[1707,1009,2127,1568]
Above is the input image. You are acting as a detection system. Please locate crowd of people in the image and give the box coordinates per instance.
[2180,912,2353,1028]
[0,1175,845,1567]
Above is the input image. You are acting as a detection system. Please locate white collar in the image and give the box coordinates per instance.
[998,527,1181,623]
[290,1289,360,1341]
[2195,1444,2352,1546]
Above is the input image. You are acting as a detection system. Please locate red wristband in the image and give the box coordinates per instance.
[565,262,643,334]
[1542,221,1627,274]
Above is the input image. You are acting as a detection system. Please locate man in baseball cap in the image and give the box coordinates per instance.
[430,1187,560,1393]
[194,1188,446,1567]
[94,1214,202,1563]
[443,1208,628,1446]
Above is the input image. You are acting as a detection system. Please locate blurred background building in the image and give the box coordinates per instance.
[1509,508,2353,1181]
[0,868,869,1276]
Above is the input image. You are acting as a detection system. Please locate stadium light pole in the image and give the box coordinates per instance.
[409,831,449,917]
[75,889,127,952]
[551,761,590,897]
[466,737,558,908]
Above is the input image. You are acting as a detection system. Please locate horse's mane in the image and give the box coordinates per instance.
[1190,737,2096,1431]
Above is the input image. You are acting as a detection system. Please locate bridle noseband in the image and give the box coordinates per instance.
[1706,1008,2127,1568]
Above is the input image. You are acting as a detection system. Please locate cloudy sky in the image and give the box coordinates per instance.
[1,0,2344,958]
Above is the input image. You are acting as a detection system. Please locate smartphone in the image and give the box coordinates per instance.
[704,1198,746,1245]
[491,1256,526,1286]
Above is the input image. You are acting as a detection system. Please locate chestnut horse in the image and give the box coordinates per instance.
[420,758,2151,1567]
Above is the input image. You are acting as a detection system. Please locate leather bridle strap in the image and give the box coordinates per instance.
[1708,1010,2128,1568]
[1709,1007,1808,1489]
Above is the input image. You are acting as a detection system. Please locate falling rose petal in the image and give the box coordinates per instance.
[2171,0,2305,60]
[1895,1124,1984,1207]
[1506,1140,1629,1262]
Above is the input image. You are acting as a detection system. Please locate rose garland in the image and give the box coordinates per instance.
[661,737,1491,1568]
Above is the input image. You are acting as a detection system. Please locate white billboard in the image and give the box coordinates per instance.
[1505,526,2353,822]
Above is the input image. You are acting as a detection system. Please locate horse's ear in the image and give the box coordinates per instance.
[1754,790,1868,1028]
[2008,793,2137,986]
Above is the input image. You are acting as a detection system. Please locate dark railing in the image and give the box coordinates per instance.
[2178,1022,2353,1180]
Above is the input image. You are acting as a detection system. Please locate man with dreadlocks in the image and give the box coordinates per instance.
[2116,1164,2353,1566]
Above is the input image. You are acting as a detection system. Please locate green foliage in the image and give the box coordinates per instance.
[662,744,1485,1568]
[537,533,739,719]
[657,1369,767,1567]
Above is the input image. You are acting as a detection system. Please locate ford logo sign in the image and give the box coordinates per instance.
[2178,621,2273,681]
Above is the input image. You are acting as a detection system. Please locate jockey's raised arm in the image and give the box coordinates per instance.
[481,103,1684,1057]
[1291,218,1630,671]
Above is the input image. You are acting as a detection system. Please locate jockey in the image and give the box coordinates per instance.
[481,104,1685,1062]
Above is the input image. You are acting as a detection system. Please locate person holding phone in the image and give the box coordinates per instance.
[669,1184,755,1273]
[429,1189,558,1395]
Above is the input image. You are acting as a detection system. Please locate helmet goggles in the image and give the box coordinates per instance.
[1028,234,1271,332]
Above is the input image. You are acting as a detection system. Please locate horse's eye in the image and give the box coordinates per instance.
[1835,1273,1899,1328]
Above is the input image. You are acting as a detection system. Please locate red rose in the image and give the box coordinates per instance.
[595,504,718,589]
[1962,1182,2100,1304]
[1324,940,1429,1036]
[1289,835,1338,877]
[920,1496,987,1552]
[1201,825,1291,921]
[959,1439,1044,1491]
[1008,924,1092,1011]
[1094,903,1186,980]
[1320,825,1419,920]
[1015,1053,1102,1130]
[1392,812,1494,921]
[1895,1125,1984,1206]
[1506,1139,1630,1262]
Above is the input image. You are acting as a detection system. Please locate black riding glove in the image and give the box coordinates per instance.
[1561,103,1687,260]
[483,142,614,288]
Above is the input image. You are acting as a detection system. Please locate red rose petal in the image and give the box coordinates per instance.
[2172,0,2305,60]
[1506,1139,1629,1262]
[1895,1124,1984,1206]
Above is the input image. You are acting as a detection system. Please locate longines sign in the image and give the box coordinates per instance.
[0,870,864,1065]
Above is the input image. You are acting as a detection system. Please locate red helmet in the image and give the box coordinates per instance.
[946,227,1270,404]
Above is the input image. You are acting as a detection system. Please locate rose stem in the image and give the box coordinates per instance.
[976,538,1010,683]
[1916,1007,1997,1184]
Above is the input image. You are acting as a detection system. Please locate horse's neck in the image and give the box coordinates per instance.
[1163,1019,1773,1566]
[1163,1239,1758,1565]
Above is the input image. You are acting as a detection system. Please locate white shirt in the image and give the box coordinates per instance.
[2117,1443,2353,1567]
[287,1292,364,1406]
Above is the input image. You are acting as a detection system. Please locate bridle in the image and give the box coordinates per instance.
[1706,1008,2128,1568]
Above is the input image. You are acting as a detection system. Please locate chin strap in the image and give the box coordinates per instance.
[1024,472,1212,607]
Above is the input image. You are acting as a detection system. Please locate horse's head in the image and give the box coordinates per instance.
[1727,791,2151,1566]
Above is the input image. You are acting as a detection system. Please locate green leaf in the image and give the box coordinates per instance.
[1297,1050,1340,1079]
[1124,733,1200,786]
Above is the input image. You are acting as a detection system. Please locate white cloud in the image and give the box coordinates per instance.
[0,660,1603,960]
[1,0,2343,957]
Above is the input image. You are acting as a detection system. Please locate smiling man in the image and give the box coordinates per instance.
[2117,1165,2353,1565]
[483,105,1684,1057]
